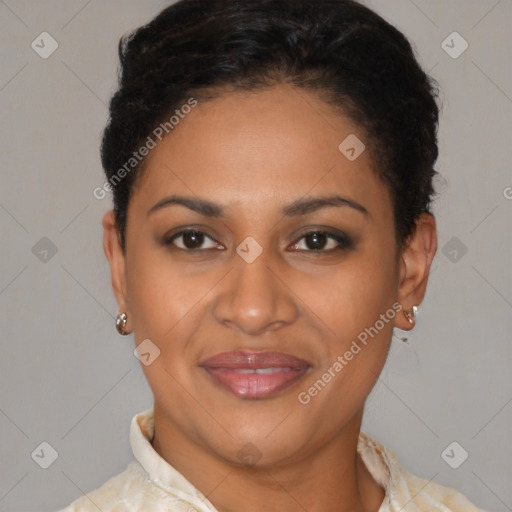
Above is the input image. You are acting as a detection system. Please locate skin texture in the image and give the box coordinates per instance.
[103,84,437,512]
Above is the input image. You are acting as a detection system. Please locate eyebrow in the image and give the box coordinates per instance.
[147,194,370,218]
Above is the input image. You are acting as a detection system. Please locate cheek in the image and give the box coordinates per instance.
[125,246,217,390]
[126,250,206,412]
[312,243,398,340]
[126,245,202,340]
[298,240,398,402]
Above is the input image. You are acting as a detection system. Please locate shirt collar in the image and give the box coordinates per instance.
[130,407,216,505]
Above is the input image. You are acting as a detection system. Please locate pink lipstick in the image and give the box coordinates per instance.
[200,351,310,399]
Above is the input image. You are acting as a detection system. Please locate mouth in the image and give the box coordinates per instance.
[200,351,311,399]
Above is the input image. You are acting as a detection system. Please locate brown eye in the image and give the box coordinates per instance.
[166,230,219,250]
[291,230,353,252]
[304,232,330,250]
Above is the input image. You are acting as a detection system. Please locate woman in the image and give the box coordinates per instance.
[58,0,488,510]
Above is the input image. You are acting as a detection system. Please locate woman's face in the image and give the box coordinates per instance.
[105,84,434,466]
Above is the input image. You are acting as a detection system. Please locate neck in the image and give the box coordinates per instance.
[151,403,385,512]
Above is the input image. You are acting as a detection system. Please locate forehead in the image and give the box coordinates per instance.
[130,85,392,220]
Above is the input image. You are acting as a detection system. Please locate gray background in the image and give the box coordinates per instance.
[0,1,511,511]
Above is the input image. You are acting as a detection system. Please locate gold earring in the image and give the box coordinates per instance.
[403,305,418,325]
[115,312,128,335]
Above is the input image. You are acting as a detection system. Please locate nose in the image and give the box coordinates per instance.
[213,249,299,336]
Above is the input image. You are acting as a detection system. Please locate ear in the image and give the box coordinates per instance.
[395,213,437,331]
[102,210,132,333]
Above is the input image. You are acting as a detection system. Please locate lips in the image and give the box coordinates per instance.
[200,351,311,399]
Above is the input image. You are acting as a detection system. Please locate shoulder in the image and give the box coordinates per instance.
[396,466,489,512]
[357,432,490,512]
[55,461,169,511]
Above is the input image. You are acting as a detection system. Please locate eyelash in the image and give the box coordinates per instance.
[163,229,353,253]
